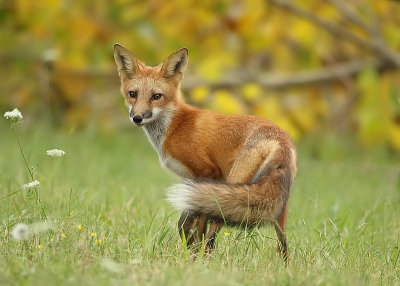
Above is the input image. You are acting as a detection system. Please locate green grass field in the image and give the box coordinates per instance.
[1,120,399,285]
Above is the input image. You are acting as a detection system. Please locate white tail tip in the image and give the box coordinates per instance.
[166,181,195,211]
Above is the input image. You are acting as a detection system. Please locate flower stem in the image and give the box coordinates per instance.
[13,124,34,180]
[13,123,47,219]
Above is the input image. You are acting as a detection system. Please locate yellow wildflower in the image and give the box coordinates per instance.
[37,244,43,249]
[61,233,66,238]
[224,232,230,236]
[91,232,97,237]
[77,225,83,230]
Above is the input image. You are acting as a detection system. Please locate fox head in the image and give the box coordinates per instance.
[113,44,188,125]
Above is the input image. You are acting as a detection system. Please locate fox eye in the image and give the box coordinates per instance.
[152,93,163,100]
[129,91,137,98]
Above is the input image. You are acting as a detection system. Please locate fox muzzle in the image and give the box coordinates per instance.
[130,109,153,125]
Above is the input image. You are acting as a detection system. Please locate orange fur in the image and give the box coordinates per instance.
[114,44,297,261]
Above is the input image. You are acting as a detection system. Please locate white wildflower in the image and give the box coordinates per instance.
[4,108,23,122]
[10,221,53,241]
[46,149,66,157]
[23,180,40,190]
[11,223,30,241]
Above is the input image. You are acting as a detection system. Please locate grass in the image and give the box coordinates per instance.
[0,119,399,285]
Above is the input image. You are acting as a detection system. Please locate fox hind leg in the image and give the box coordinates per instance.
[224,142,290,263]
[178,212,207,248]
[178,212,221,253]
[274,204,289,263]
[205,220,223,252]
[178,211,196,245]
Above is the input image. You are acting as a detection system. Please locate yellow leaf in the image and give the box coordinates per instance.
[389,123,400,151]
[195,52,236,81]
[241,84,261,102]
[209,90,244,115]
[290,108,316,133]
[253,96,282,120]
[190,86,210,103]
[356,68,391,145]
[236,0,265,36]
[288,19,315,47]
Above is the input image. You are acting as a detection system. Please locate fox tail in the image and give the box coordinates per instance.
[167,166,294,226]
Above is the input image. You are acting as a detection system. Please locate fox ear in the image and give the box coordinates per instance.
[161,48,188,79]
[113,44,140,78]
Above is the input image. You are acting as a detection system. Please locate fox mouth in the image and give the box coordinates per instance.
[130,119,144,126]
[128,107,161,126]
[130,117,154,126]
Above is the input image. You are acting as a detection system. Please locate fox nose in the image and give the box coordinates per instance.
[132,115,143,124]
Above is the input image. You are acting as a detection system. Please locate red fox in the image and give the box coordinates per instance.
[113,44,297,262]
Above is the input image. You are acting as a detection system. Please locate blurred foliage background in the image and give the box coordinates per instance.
[1,0,400,152]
